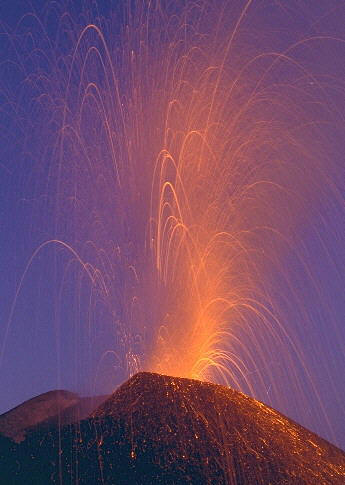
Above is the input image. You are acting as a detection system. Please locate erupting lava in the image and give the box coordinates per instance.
[1,0,344,449]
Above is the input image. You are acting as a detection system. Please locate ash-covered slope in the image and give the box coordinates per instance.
[1,372,344,484]
[0,390,78,442]
[0,390,108,443]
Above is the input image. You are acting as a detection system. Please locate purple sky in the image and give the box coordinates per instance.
[1,0,344,450]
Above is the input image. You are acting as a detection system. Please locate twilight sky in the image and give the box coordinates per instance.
[0,0,344,450]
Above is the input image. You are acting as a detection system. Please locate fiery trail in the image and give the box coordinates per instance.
[1,0,344,447]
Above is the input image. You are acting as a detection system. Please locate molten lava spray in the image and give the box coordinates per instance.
[1,1,344,447]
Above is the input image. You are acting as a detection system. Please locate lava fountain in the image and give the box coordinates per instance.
[1,1,344,448]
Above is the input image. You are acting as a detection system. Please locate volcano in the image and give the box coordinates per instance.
[0,372,344,484]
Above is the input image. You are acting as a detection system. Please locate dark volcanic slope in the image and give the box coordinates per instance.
[0,390,78,442]
[0,390,108,443]
[1,372,344,484]
[92,372,345,484]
